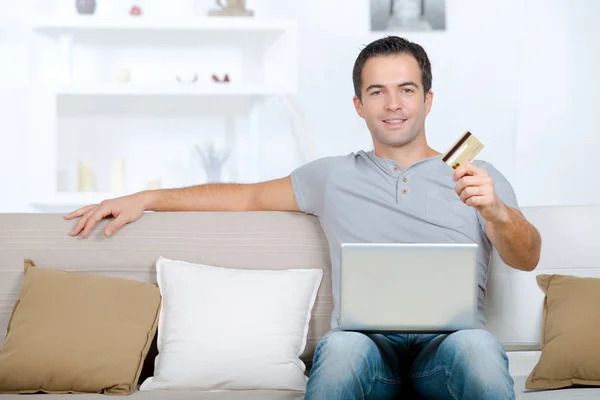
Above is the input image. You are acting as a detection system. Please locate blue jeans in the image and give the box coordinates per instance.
[305,329,515,400]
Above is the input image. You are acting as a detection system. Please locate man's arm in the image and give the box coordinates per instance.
[146,176,300,212]
[65,176,300,238]
[484,206,541,272]
[453,163,541,272]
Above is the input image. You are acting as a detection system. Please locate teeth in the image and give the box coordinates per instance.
[385,120,403,123]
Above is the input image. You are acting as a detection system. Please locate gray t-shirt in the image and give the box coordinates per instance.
[290,150,520,329]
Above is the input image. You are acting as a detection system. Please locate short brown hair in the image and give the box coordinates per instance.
[352,36,432,101]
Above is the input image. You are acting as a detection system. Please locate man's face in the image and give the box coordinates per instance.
[353,54,433,149]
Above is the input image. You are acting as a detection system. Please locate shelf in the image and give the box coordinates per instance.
[31,16,297,39]
[26,83,289,116]
[32,16,297,32]
[39,83,285,116]
[51,83,290,96]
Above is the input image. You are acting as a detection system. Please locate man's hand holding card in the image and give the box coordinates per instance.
[453,162,509,224]
[443,131,510,225]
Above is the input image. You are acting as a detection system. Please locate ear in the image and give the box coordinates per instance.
[425,90,434,116]
[353,95,365,119]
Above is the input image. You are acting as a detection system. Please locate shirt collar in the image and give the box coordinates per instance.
[365,150,446,175]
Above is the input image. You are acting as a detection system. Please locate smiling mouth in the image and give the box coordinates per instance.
[382,119,407,127]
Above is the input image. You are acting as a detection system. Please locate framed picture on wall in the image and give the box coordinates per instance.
[371,0,446,32]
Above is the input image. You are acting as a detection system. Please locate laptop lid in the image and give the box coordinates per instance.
[338,243,479,332]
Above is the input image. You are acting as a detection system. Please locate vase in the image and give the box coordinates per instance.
[76,0,96,15]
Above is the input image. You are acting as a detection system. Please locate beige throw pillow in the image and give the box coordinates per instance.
[0,260,161,395]
[526,274,600,389]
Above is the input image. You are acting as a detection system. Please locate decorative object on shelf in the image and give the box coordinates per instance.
[211,73,230,83]
[208,0,254,17]
[116,68,131,83]
[77,161,96,192]
[194,142,231,182]
[130,5,143,16]
[370,0,446,32]
[176,73,199,84]
[146,179,161,190]
[75,0,96,15]
[110,159,126,193]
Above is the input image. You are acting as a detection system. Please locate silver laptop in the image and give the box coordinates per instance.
[338,243,479,332]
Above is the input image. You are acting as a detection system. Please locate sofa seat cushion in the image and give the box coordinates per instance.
[514,375,600,399]
[509,352,600,399]
[508,351,542,377]
[0,390,304,400]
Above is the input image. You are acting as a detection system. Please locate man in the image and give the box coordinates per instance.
[66,36,541,399]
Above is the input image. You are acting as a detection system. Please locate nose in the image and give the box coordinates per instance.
[384,92,403,112]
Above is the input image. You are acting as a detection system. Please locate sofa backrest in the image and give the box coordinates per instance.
[2,205,598,359]
[0,211,333,366]
[485,205,600,351]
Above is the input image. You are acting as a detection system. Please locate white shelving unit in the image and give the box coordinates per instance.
[26,15,299,210]
[32,16,298,34]
[49,83,290,96]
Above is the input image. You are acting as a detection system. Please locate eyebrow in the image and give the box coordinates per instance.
[365,82,420,92]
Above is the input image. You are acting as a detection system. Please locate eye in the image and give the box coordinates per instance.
[402,88,414,93]
[370,90,382,96]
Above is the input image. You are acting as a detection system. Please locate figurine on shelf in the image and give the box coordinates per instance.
[194,142,231,183]
[176,73,199,84]
[208,0,254,17]
[110,160,126,193]
[211,73,230,83]
[130,5,142,16]
[77,161,96,192]
[75,0,96,14]
[116,68,131,83]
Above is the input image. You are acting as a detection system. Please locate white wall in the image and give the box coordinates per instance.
[1,0,599,213]
[514,0,600,206]
[0,2,30,212]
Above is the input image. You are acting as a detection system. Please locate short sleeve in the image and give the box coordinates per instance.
[290,156,341,217]
[475,161,521,232]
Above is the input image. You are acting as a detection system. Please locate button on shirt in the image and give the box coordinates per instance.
[291,150,520,329]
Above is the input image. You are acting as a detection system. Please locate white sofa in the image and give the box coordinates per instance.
[0,205,599,399]
[486,205,600,399]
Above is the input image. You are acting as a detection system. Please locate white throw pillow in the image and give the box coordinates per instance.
[140,256,323,391]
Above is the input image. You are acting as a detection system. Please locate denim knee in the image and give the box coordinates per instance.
[306,331,401,400]
[445,329,514,398]
[311,331,378,381]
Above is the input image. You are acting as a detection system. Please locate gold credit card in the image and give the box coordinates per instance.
[442,131,484,170]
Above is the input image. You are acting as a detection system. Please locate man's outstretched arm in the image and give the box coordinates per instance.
[64,176,300,238]
[453,163,541,272]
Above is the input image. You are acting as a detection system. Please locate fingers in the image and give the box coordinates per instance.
[455,176,492,196]
[64,204,96,220]
[466,194,496,208]
[465,195,484,207]
[81,204,113,238]
[454,176,479,195]
[69,205,97,236]
[452,162,487,182]
[105,214,129,237]
[68,194,144,238]
[459,186,482,203]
